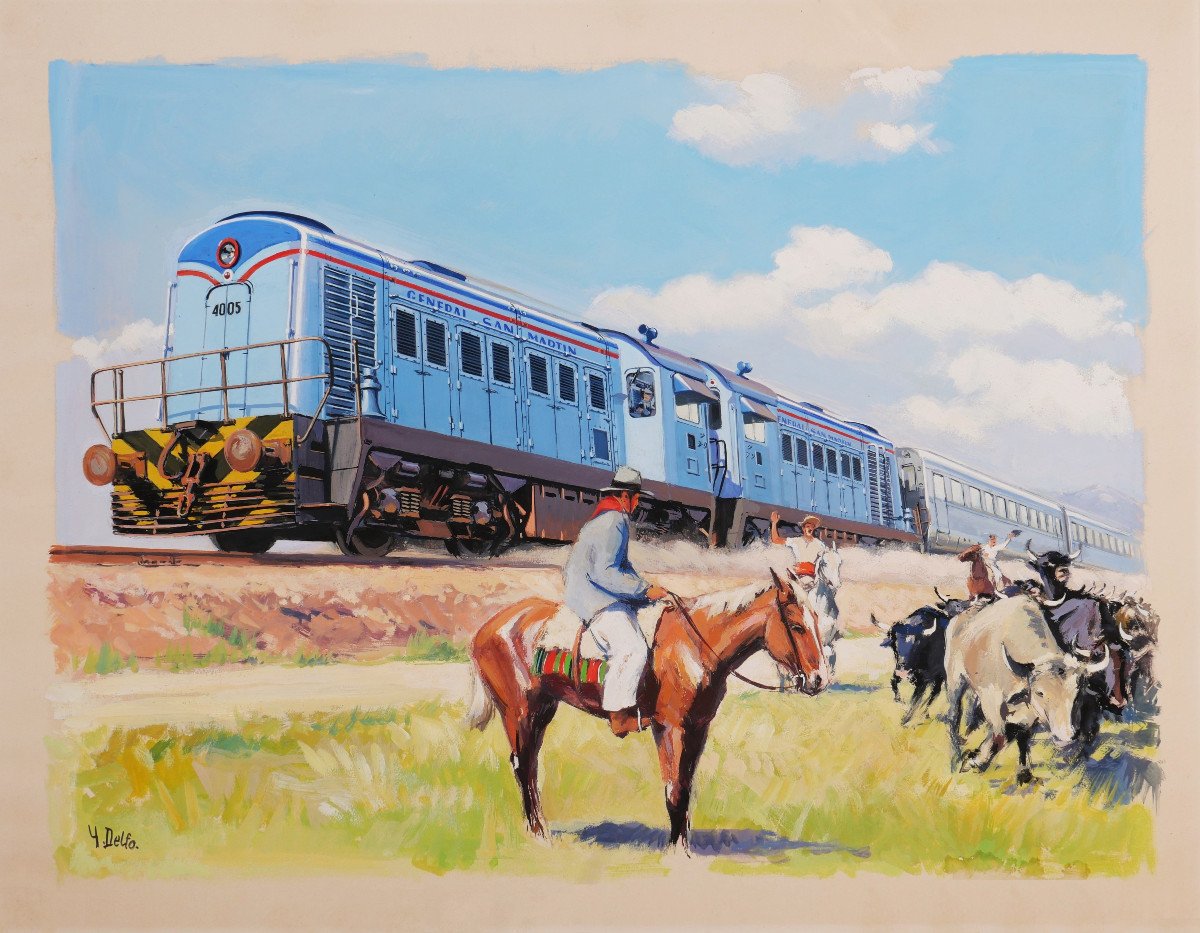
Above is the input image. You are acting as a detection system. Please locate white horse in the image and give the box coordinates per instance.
[774,542,845,683]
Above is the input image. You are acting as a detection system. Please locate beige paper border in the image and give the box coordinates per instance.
[1,1,1197,928]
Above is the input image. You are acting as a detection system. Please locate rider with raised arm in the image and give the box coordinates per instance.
[564,467,669,738]
[981,530,1019,596]
[770,511,825,592]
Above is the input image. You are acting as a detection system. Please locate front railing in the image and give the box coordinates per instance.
[90,336,335,442]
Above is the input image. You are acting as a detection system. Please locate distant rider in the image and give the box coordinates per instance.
[563,467,668,738]
[981,530,1019,595]
[770,511,825,593]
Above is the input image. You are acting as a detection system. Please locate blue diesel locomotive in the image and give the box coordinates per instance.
[82,211,1137,571]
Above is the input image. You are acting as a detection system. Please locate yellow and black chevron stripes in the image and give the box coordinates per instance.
[108,415,298,535]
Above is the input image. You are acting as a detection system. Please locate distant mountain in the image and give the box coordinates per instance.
[1057,485,1143,532]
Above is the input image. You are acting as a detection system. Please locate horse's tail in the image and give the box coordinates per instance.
[466,664,496,731]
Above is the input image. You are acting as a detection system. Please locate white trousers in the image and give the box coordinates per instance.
[588,605,649,711]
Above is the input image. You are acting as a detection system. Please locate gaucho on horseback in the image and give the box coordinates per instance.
[563,466,670,737]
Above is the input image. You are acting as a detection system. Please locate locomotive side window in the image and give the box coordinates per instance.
[528,352,550,396]
[1017,503,1029,525]
[968,486,982,511]
[796,438,809,467]
[587,373,606,412]
[592,427,611,462]
[425,319,448,369]
[626,370,656,417]
[983,491,995,514]
[460,331,484,378]
[491,342,513,385]
[852,456,862,482]
[557,362,577,404]
[932,472,947,500]
[781,434,793,462]
[949,479,964,504]
[996,495,1008,519]
[395,309,419,359]
[678,401,702,425]
[744,415,766,443]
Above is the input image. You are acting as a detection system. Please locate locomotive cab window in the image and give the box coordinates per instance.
[626,370,656,418]
[677,401,702,425]
[743,415,767,443]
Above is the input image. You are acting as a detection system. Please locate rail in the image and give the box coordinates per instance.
[90,336,335,443]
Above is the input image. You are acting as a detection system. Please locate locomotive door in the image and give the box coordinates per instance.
[810,441,831,515]
[674,398,706,481]
[552,359,584,463]
[523,350,557,456]
[388,303,424,428]
[795,435,816,511]
[453,326,490,443]
[778,431,800,511]
[192,282,252,420]
[420,316,453,434]
[487,337,520,448]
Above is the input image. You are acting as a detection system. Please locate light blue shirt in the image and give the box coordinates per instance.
[563,509,650,620]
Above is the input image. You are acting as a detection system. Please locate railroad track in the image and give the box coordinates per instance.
[47,543,558,570]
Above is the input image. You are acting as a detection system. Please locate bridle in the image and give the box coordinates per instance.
[665,588,818,692]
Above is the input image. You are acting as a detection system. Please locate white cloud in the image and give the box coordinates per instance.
[799,261,1131,356]
[669,67,944,167]
[589,226,891,333]
[887,349,1133,441]
[72,318,165,365]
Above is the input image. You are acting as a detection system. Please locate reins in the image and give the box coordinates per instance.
[664,588,812,693]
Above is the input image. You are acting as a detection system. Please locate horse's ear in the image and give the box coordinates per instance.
[769,567,787,592]
[786,567,800,582]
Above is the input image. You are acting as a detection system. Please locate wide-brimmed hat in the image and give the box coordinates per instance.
[800,515,821,529]
[602,466,653,497]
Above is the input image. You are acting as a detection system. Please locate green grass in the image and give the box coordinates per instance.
[47,680,1156,880]
[400,633,469,663]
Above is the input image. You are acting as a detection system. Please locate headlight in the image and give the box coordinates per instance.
[83,445,117,486]
[223,429,263,472]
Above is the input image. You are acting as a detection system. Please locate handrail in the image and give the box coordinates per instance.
[90,336,335,444]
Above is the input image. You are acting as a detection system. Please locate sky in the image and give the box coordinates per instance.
[51,55,1147,543]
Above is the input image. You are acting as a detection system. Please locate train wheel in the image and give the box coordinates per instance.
[210,529,277,554]
[444,536,499,558]
[335,527,397,559]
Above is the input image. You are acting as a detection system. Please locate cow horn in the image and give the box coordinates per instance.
[922,617,939,637]
[933,586,948,607]
[1068,548,1081,561]
[1084,644,1110,674]
[1118,621,1133,644]
[1025,539,1040,561]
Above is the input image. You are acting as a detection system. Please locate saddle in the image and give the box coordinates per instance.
[532,604,665,689]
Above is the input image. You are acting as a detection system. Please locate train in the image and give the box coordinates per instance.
[81,211,1142,572]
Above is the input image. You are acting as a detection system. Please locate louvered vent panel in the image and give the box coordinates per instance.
[323,267,376,417]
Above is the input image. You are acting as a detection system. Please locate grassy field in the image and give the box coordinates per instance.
[48,669,1157,880]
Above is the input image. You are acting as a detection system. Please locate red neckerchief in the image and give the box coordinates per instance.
[591,495,629,519]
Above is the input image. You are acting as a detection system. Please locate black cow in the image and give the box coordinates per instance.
[873,606,951,726]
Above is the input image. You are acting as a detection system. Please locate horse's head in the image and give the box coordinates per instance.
[816,544,843,590]
[766,568,830,695]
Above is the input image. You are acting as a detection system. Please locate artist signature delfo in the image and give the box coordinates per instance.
[87,824,139,850]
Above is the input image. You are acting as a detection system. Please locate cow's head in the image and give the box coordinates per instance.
[874,608,945,679]
[1011,649,1108,746]
[933,587,974,618]
[1025,539,1079,597]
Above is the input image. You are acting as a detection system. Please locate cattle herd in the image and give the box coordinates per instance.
[872,540,1158,784]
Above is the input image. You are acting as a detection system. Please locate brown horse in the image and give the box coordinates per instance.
[467,568,830,852]
[957,544,1008,598]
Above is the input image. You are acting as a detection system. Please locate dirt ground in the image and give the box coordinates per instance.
[47,540,1147,673]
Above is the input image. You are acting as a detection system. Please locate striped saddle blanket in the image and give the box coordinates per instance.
[531,604,665,686]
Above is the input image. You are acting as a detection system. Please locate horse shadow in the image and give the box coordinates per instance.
[1073,746,1162,807]
[558,821,870,859]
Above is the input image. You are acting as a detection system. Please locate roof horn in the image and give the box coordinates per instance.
[736,361,753,376]
[638,324,659,346]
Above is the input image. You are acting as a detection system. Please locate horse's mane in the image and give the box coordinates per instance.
[690,582,771,617]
